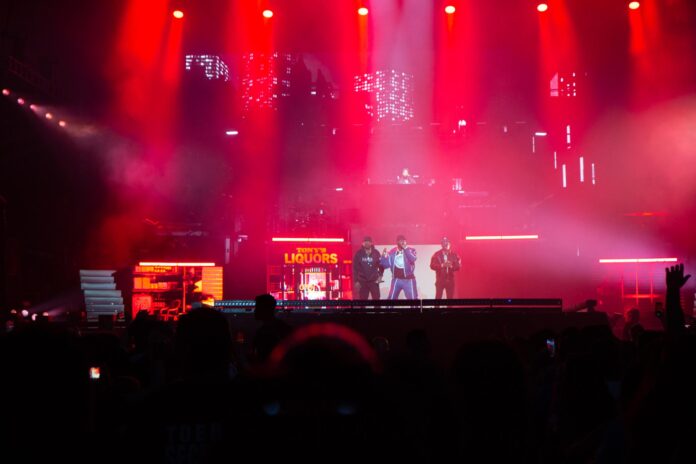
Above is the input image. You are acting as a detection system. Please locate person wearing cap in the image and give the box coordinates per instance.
[380,235,418,299]
[429,237,461,299]
[353,236,384,300]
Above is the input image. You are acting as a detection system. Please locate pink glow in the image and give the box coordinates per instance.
[599,258,678,264]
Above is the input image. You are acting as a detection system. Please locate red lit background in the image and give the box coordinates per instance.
[0,0,695,314]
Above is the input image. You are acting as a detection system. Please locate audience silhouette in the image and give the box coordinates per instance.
[2,267,695,464]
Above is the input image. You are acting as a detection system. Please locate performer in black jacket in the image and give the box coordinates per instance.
[429,237,461,299]
[353,236,383,300]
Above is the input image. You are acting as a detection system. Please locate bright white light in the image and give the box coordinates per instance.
[21,309,29,317]
[628,2,640,10]
[537,3,548,12]
[225,130,239,136]
[534,131,547,136]
[262,9,273,18]
[599,258,677,264]
[185,55,230,82]
[591,163,596,185]
[445,5,456,14]
[172,10,184,19]
[579,156,585,183]
[45,113,53,120]
[562,164,567,188]
[58,121,67,127]
[17,98,25,105]
[335,188,344,192]
[2,88,10,96]
[358,7,369,16]
[566,124,571,146]
[458,119,467,127]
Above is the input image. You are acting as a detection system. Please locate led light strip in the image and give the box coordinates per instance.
[598,258,678,264]
[272,238,345,243]
[139,262,216,267]
[465,235,539,241]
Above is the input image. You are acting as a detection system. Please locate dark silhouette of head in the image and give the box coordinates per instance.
[175,307,231,379]
[268,323,379,400]
[406,329,431,357]
[627,307,641,324]
[255,293,277,322]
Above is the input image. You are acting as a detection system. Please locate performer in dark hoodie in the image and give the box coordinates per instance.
[429,236,461,299]
[381,234,418,300]
[353,236,383,300]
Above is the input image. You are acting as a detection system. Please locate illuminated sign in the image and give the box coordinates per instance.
[284,247,338,265]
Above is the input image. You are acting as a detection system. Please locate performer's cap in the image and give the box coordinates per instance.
[396,234,406,241]
[363,236,373,242]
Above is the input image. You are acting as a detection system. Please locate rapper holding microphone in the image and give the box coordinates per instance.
[380,234,418,299]
[429,236,461,299]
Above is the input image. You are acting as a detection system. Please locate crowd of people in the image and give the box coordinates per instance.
[0,265,694,463]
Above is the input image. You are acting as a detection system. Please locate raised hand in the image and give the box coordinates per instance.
[666,263,691,290]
